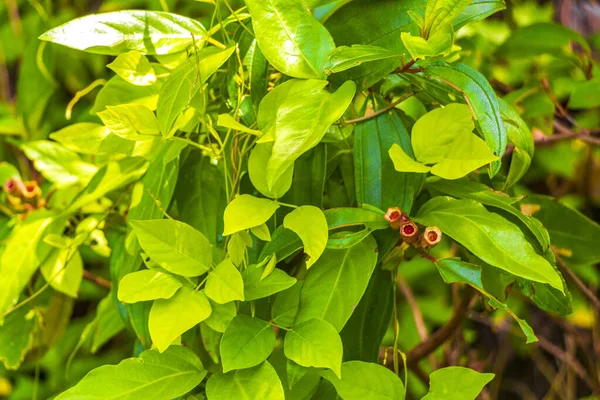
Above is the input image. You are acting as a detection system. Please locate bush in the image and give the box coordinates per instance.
[0,0,599,399]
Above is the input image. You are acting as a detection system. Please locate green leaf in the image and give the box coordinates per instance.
[68,157,149,212]
[295,234,378,331]
[427,177,549,250]
[400,23,454,60]
[204,300,237,333]
[340,267,393,362]
[389,144,430,174]
[423,63,508,176]
[251,223,272,242]
[323,45,401,74]
[424,0,474,31]
[453,0,506,29]
[422,366,495,400]
[223,194,280,236]
[497,22,589,58]
[412,103,475,164]
[205,259,245,304]
[246,0,335,79]
[416,197,564,292]
[130,219,212,277]
[50,123,136,157]
[217,114,262,135]
[156,46,235,136]
[55,346,206,399]
[286,144,327,208]
[248,143,294,199]
[21,140,97,188]
[323,1,410,89]
[107,50,156,86]
[220,315,276,372]
[40,11,207,55]
[175,150,225,245]
[243,264,297,301]
[92,75,161,113]
[568,79,600,110]
[0,307,38,370]
[257,79,328,134]
[498,99,533,189]
[283,206,328,269]
[429,130,499,180]
[0,211,61,319]
[271,282,303,328]
[436,258,538,343]
[206,361,285,400]
[40,248,83,298]
[356,97,424,212]
[267,80,356,188]
[149,287,212,352]
[98,104,161,140]
[284,318,343,378]
[117,269,183,303]
[322,360,405,400]
[89,293,127,353]
[519,195,600,265]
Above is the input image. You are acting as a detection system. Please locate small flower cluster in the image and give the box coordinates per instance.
[3,177,45,213]
[384,206,442,249]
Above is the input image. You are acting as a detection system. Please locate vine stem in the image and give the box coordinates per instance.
[381,285,474,369]
[339,93,414,125]
[83,270,111,290]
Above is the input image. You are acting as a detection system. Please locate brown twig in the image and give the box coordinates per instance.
[468,312,600,394]
[554,250,600,313]
[83,270,111,290]
[397,277,438,369]
[394,59,423,74]
[382,285,474,369]
[340,93,414,125]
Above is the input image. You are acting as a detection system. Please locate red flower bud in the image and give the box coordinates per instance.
[3,178,25,195]
[420,226,442,249]
[385,207,410,230]
[22,181,41,199]
[399,221,419,244]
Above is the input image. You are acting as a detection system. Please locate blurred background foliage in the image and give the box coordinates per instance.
[0,0,599,399]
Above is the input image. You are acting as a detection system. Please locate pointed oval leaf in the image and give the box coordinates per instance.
[156,46,235,136]
[284,318,342,378]
[422,366,494,400]
[322,360,405,400]
[294,234,378,331]
[246,0,335,79]
[243,265,297,301]
[40,11,207,55]
[55,346,206,400]
[205,259,245,304]
[267,81,356,188]
[416,197,563,292]
[130,219,212,277]
[283,206,328,269]
[206,361,284,400]
[107,50,156,86]
[118,269,183,303]
[149,287,212,352]
[220,315,276,372]
[223,194,280,236]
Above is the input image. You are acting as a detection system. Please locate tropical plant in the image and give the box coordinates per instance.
[0,0,599,399]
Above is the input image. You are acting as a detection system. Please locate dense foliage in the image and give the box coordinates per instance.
[1,0,599,399]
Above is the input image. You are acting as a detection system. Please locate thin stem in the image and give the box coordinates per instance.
[83,270,111,290]
[340,93,414,125]
[554,250,600,313]
[275,201,298,209]
[170,136,215,154]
